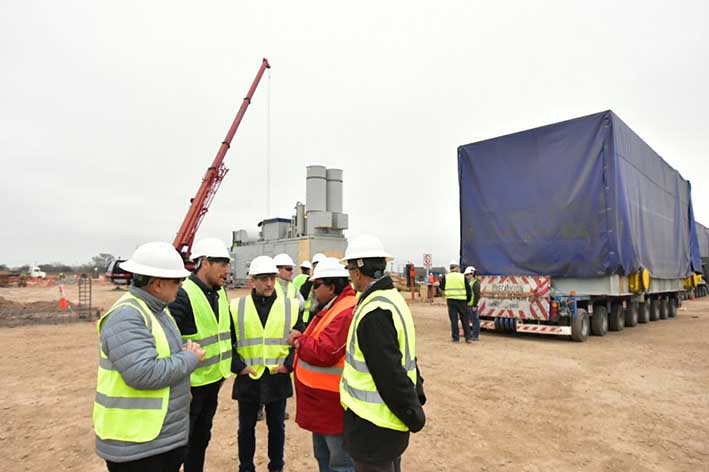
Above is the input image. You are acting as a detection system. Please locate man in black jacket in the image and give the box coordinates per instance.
[169,238,235,472]
[341,234,426,472]
[230,255,305,472]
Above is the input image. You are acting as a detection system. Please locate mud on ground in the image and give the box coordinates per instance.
[0,285,707,471]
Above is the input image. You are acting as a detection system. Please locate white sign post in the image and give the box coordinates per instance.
[423,253,432,280]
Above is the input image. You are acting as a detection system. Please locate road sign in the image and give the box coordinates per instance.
[423,254,432,268]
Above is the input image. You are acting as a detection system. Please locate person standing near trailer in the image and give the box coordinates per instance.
[440,260,473,343]
[464,266,481,341]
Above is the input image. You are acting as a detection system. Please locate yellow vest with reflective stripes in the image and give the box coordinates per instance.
[303,287,316,324]
[181,279,233,386]
[445,272,466,300]
[230,293,298,380]
[340,287,417,432]
[293,273,309,291]
[93,293,172,442]
[275,278,297,300]
[467,276,480,307]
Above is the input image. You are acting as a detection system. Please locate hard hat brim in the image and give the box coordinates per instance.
[119,260,190,279]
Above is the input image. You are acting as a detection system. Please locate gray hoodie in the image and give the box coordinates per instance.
[95,286,199,463]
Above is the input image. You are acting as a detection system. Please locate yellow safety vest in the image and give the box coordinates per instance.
[275,278,297,300]
[467,276,480,307]
[293,273,309,291]
[93,293,172,442]
[181,279,233,386]
[303,287,316,324]
[231,293,298,380]
[340,288,417,431]
[445,272,467,300]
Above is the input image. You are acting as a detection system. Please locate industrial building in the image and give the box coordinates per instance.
[230,165,349,285]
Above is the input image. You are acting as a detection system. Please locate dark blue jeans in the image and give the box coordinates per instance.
[470,307,480,339]
[313,432,354,472]
[184,380,222,472]
[237,399,286,472]
[447,300,471,341]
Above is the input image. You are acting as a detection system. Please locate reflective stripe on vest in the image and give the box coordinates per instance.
[445,273,467,300]
[294,293,356,392]
[339,288,417,432]
[467,276,480,307]
[181,279,233,386]
[231,293,297,380]
[93,293,171,442]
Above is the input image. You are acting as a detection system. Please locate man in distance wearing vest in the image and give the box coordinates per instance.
[440,260,473,343]
[340,235,426,472]
[300,252,327,325]
[293,260,312,292]
[231,255,303,472]
[168,237,235,471]
[292,257,357,472]
[464,266,482,341]
[274,253,305,313]
[93,241,205,471]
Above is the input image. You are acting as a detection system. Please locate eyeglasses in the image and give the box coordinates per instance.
[313,280,324,289]
[346,265,357,272]
[283,267,293,272]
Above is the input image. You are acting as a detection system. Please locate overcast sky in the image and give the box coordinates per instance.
[1,1,708,269]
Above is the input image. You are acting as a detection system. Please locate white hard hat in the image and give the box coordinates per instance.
[191,237,232,261]
[273,253,296,267]
[342,234,393,262]
[464,266,476,275]
[248,255,278,276]
[310,257,349,280]
[311,253,327,265]
[120,241,190,278]
[300,260,312,269]
[449,259,460,267]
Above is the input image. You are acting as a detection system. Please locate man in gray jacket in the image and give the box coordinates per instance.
[93,241,205,472]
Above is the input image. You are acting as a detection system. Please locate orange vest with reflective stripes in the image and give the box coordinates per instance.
[294,293,357,392]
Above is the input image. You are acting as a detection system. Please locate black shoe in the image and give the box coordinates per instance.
[465,339,473,343]
[451,339,460,343]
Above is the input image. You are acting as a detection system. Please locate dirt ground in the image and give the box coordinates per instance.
[1,284,707,471]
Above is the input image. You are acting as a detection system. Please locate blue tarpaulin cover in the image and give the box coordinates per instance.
[458,110,702,279]
[697,222,709,260]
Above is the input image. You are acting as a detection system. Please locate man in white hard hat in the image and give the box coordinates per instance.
[340,235,426,472]
[230,255,303,472]
[464,266,482,341]
[293,260,312,292]
[168,238,235,472]
[292,257,357,472]
[300,252,327,325]
[440,260,473,343]
[273,253,305,312]
[93,241,205,471]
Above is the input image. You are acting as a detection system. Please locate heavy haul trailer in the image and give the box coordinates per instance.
[457,110,704,341]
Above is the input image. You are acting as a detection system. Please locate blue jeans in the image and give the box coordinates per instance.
[237,399,286,472]
[312,432,354,472]
[470,307,480,339]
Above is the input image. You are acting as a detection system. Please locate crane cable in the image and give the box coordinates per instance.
[266,67,272,218]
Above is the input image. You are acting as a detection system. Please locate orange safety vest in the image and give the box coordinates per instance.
[294,293,357,392]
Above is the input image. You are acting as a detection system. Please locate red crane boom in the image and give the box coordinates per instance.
[173,58,270,260]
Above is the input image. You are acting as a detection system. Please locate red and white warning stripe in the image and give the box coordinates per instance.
[478,319,571,336]
[478,275,551,320]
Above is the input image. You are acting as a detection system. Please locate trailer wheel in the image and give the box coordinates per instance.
[624,302,639,327]
[668,298,678,318]
[609,303,625,331]
[659,299,669,320]
[649,299,660,321]
[638,302,650,324]
[571,308,589,342]
[591,305,608,336]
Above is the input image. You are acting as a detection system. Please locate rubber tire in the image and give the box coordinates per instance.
[609,303,625,331]
[638,302,650,324]
[624,302,639,327]
[591,305,609,336]
[571,308,590,342]
[659,299,668,320]
[649,299,659,321]
[668,298,678,318]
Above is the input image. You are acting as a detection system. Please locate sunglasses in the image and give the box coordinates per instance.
[281,266,293,272]
[313,280,325,289]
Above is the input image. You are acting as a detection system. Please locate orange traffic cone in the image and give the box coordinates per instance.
[59,285,69,310]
